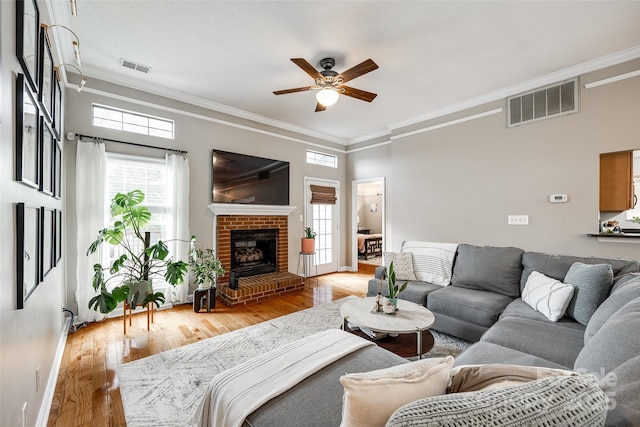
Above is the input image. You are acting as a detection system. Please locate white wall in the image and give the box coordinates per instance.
[347,59,640,260]
[1,2,67,425]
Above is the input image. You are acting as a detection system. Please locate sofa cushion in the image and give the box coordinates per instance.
[584,277,640,344]
[611,272,640,294]
[600,355,640,426]
[500,299,585,330]
[385,375,607,427]
[454,342,569,369]
[383,252,417,281]
[520,252,640,292]
[427,286,514,328]
[451,244,524,297]
[481,317,584,368]
[340,356,453,427]
[367,279,441,306]
[574,296,640,376]
[521,271,574,321]
[564,262,614,325]
[400,241,458,286]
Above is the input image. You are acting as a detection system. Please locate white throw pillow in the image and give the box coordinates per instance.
[340,356,454,427]
[522,271,574,321]
[383,252,417,281]
[400,241,458,286]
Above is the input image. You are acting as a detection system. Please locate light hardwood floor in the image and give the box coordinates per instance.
[47,270,371,427]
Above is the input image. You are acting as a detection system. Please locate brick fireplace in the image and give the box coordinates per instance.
[208,204,302,305]
[216,215,288,282]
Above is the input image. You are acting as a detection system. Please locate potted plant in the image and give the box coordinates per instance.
[189,245,225,290]
[385,261,407,309]
[86,189,190,314]
[301,226,316,253]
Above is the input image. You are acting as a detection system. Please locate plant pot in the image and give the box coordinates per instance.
[388,297,398,309]
[301,237,315,253]
[197,280,215,290]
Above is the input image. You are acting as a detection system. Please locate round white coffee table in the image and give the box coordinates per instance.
[340,297,435,359]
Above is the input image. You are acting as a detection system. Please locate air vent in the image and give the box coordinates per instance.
[120,58,152,74]
[508,78,578,127]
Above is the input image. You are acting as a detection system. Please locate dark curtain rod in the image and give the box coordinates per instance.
[78,134,188,155]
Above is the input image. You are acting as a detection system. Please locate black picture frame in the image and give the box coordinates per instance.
[53,140,62,199]
[52,71,62,140]
[15,73,40,189]
[42,207,55,278]
[16,0,40,93]
[55,210,62,265]
[17,203,40,309]
[40,118,55,196]
[38,25,54,123]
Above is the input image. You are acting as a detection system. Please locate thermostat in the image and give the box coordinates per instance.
[549,194,568,203]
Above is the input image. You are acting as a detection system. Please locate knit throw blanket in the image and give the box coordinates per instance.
[195,329,373,427]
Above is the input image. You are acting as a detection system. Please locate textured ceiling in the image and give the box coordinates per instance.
[46,1,640,144]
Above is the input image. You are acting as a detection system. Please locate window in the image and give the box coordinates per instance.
[103,153,168,290]
[306,150,337,168]
[93,104,174,139]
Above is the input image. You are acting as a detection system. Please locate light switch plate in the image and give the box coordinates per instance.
[508,215,529,225]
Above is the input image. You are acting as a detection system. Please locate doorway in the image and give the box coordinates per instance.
[352,178,385,272]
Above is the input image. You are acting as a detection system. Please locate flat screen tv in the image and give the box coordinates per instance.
[212,150,290,205]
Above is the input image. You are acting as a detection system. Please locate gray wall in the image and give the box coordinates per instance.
[347,59,640,260]
[1,2,67,425]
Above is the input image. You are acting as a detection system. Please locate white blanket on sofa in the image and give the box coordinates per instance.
[402,241,459,286]
[195,329,373,427]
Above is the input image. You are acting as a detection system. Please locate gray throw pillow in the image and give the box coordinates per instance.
[564,262,613,326]
[385,375,607,427]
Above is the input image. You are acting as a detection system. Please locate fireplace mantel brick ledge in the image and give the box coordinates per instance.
[208,203,302,306]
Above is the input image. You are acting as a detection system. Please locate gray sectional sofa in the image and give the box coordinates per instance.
[365,243,640,426]
[235,243,640,426]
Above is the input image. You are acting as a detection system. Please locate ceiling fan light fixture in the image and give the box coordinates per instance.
[316,88,339,107]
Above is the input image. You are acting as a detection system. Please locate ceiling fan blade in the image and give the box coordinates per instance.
[338,59,378,83]
[340,86,377,102]
[291,58,323,80]
[315,103,327,112]
[273,86,314,95]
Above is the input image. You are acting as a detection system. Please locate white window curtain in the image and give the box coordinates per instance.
[166,153,190,303]
[75,140,106,323]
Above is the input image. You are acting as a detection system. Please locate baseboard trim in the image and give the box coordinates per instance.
[37,316,71,426]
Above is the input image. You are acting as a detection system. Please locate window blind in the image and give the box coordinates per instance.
[310,185,337,205]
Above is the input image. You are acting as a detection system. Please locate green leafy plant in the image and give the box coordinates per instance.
[386,261,408,299]
[189,245,225,288]
[86,189,190,314]
[303,226,316,239]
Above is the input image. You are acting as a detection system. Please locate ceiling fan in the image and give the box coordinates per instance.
[273,57,378,112]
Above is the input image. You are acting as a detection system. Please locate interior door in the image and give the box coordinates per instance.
[305,178,339,275]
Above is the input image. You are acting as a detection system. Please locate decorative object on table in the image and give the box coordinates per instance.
[601,220,619,234]
[86,190,191,323]
[382,301,396,314]
[386,261,408,309]
[189,245,225,290]
[301,226,316,253]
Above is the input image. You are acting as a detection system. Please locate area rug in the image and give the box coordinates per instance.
[118,296,471,427]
